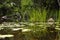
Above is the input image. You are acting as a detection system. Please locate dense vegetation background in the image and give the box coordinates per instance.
[0,0,59,22]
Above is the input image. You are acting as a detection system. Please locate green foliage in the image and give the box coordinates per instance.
[29,8,47,22]
[0,0,59,22]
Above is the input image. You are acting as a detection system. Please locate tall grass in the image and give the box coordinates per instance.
[21,0,47,22]
[21,0,59,22]
[29,8,47,22]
